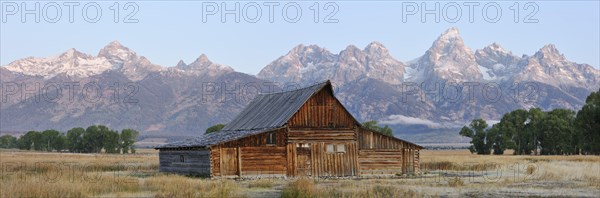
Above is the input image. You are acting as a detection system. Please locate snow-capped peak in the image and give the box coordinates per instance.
[364,41,389,56]
[60,48,87,59]
[487,43,507,53]
[436,27,462,44]
[409,27,482,82]
[258,42,404,85]
[534,44,566,61]
[173,54,234,76]
[3,48,114,78]
[97,40,138,66]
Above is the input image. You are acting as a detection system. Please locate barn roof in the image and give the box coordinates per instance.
[156,81,338,149]
[359,127,424,149]
[221,81,331,131]
[155,127,281,149]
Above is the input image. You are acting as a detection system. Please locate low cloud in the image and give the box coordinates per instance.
[380,115,443,129]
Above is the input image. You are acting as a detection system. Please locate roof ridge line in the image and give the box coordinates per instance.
[258,80,329,95]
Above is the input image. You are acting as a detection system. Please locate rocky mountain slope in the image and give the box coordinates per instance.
[2,28,599,142]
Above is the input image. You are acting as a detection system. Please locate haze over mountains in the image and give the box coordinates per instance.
[2,28,598,142]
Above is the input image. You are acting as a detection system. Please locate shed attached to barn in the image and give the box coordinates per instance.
[156,80,423,177]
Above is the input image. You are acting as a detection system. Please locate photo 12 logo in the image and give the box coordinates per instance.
[1,1,139,23]
[201,1,339,23]
[402,1,539,23]
[0,81,140,104]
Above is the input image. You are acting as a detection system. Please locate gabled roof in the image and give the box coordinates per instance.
[221,81,331,131]
[157,80,350,149]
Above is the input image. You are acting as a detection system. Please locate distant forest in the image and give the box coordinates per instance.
[460,89,600,155]
[0,125,139,154]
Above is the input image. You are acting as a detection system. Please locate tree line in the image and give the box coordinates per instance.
[362,120,393,136]
[460,88,600,155]
[0,125,139,154]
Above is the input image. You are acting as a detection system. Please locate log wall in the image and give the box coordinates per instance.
[358,150,403,175]
[210,128,287,177]
[159,149,210,176]
[357,128,422,175]
[288,129,356,142]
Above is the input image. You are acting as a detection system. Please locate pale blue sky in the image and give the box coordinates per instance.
[1,1,599,74]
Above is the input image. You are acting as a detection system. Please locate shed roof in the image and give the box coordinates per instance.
[155,127,280,149]
[359,127,424,149]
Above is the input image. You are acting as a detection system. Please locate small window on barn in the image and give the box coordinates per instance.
[337,144,346,153]
[179,155,185,163]
[297,143,310,148]
[326,144,335,153]
[266,132,276,145]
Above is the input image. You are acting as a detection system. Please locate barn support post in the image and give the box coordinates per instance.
[219,146,224,177]
[237,147,242,177]
[402,147,407,174]
[353,127,360,176]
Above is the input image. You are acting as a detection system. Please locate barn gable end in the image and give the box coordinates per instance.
[156,80,423,178]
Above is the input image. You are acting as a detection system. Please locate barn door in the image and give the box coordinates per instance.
[296,143,312,177]
[221,148,239,176]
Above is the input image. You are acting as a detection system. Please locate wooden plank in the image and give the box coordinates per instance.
[237,147,242,177]
[219,146,223,177]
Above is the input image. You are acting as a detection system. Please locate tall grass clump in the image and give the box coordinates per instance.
[248,179,274,188]
[145,175,243,198]
[281,177,318,198]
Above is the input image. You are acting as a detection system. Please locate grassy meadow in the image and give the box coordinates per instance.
[1,149,598,197]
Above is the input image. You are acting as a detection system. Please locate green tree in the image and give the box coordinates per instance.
[120,129,139,154]
[575,88,600,155]
[361,120,393,136]
[526,108,546,155]
[83,125,104,153]
[0,135,18,149]
[67,127,85,152]
[41,130,62,151]
[54,134,67,152]
[31,131,44,151]
[205,124,226,134]
[103,129,121,154]
[18,131,39,150]
[538,109,575,155]
[459,119,491,154]
[497,109,531,155]
[486,124,508,155]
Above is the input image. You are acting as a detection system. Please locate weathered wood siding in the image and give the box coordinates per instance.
[210,146,221,177]
[310,142,359,177]
[288,88,357,129]
[358,150,403,175]
[241,146,286,176]
[358,129,403,149]
[285,88,361,177]
[358,128,421,175]
[210,128,287,177]
[288,129,356,142]
[159,149,210,176]
[287,142,359,177]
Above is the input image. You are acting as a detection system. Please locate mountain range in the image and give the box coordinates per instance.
[2,28,599,143]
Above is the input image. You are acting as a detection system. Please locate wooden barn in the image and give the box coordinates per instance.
[155,80,423,178]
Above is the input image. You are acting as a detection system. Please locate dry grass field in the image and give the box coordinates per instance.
[1,149,598,197]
